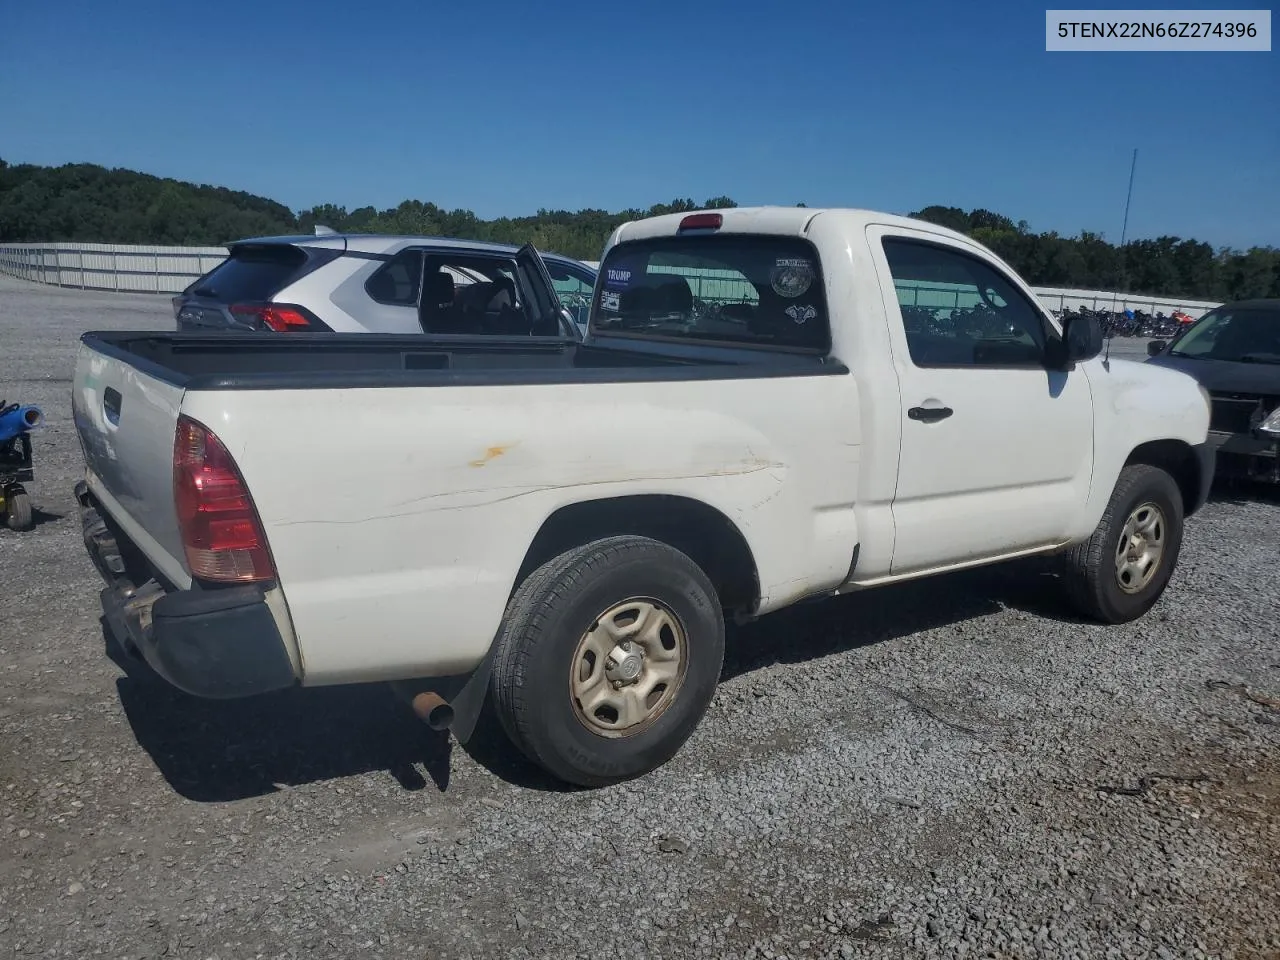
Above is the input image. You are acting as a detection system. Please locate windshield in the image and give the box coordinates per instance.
[591,235,829,351]
[1169,306,1280,362]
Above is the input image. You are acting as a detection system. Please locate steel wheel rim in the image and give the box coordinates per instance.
[1114,501,1166,594]
[569,597,688,739]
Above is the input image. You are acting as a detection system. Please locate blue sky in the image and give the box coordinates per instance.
[1,0,1276,248]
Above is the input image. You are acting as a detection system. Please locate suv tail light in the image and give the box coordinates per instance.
[173,415,275,583]
[229,302,331,332]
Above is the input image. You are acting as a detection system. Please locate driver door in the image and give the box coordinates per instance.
[514,243,581,340]
[866,225,1096,575]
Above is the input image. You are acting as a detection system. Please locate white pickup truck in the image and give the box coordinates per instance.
[71,207,1214,787]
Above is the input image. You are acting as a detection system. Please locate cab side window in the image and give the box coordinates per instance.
[882,238,1048,368]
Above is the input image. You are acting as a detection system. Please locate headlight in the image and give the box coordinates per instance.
[1259,405,1280,439]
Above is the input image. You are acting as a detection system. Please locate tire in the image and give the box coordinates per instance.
[490,535,725,788]
[5,486,33,532]
[1061,464,1184,624]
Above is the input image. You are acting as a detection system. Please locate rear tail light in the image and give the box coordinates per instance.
[678,213,723,232]
[229,302,330,332]
[173,415,275,583]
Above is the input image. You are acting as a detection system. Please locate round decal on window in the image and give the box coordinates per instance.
[770,258,814,298]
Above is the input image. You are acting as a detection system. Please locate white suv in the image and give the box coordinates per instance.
[173,233,598,338]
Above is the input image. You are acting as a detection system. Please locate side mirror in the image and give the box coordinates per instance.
[559,306,583,339]
[1147,339,1167,357]
[1064,313,1104,363]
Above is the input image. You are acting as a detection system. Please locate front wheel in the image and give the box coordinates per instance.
[490,536,725,788]
[1061,464,1184,624]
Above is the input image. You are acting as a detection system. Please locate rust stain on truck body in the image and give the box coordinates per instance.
[470,444,517,467]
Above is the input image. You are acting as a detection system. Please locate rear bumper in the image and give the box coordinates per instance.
[76,481,299,699]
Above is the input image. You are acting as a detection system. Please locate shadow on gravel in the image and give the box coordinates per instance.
[109,628,454,803]
[109,560,1087,800]
[30,507,64,528]
[459,559,1090,793]
[1207,476,1280,505]
[721,558,1084,681]
[456,705,585,794]
[3,506,64,530]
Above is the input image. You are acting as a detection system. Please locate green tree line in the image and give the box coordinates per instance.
[2,160,1275,301]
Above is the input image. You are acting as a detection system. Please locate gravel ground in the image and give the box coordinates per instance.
[1,273,1277,960]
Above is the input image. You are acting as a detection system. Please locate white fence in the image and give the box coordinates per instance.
[899,282,1221,318]
[0,242,229,295]
[1028,285,1220,318]
[1,244,1223,318]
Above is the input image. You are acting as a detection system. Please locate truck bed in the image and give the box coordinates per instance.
[73,325,864,688]
[83,332,846,391]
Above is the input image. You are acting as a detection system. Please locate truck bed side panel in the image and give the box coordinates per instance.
[179,373,863,685]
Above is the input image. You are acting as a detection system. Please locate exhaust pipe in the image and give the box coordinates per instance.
[411,691,454,730]
[389,680,456,731]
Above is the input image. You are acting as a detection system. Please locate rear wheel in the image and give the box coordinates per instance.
[490,536,725,787]
[1061,464,1184,623]
[4,485,33,532]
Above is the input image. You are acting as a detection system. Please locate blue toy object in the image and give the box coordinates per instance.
[0,404,43,443]
[0,400,42,532]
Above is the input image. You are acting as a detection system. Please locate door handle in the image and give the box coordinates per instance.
[103,387,122,427]
[908,405,953,423]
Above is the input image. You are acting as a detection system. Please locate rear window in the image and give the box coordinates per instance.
[591,236,829,351]
[190,244,308,302]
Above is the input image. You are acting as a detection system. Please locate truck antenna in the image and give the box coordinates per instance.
[1106,147,1139,370]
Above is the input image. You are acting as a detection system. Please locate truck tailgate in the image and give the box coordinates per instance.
[72,340,191,588]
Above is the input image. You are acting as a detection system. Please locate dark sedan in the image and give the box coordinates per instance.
[1147,299,1280,483]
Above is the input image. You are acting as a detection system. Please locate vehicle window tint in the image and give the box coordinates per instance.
[365,250,423,306]
[418,253,557,336]
[545,260,596,327]
[882,238,1047,368]
[1169,308,1280,361]
[592,236,828,351]
[191,245,308,302]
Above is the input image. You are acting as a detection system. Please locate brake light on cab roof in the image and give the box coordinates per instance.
[678,213,723,232]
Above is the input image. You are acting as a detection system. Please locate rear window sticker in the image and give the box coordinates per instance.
[600,290,621,312]
[604,266,635,289]
[785,303,817,324]
[771,258,814,298]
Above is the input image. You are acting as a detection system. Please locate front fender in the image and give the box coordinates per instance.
[1075,357,1212,536]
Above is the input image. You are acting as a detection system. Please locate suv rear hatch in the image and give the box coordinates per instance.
[173,241,337,332]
